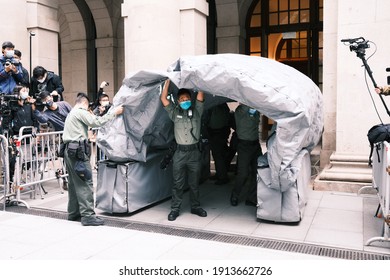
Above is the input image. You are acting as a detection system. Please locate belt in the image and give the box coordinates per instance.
[238,139,259,145]
[177,143,198,151]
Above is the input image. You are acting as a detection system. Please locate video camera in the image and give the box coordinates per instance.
[0,93,19,134]
[341,37,370,58]
[0,93,18,115]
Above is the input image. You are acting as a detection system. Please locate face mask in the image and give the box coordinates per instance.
[46,100,54,107]
[5,50,14,58]
[248,108,257,116]
[20,92,29,100]
[179,100,191,110]
[101,101,109,107]
[37,73,47,83]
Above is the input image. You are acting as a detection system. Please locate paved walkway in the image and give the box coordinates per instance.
[2,173,390,257]
[0,210,329,260]
[1,169,389,279]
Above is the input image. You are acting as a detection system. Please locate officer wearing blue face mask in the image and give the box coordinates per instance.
[0,41,24,94]
[160,79,207,221]
[230,103,262,207]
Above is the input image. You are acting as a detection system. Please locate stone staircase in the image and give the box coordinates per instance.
[313,152,374,193]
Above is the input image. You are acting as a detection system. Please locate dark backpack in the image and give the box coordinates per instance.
[367,124,390,166]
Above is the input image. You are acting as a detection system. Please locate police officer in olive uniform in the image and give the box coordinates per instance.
[161,79,207,221]
[62,93,123,226]
[230,103,262,207]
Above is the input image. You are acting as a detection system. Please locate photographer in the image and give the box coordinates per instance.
[13,50,30,87]
[375,86,390,95]
[30,66,64,102]
[91,81,109,110]
[10,85,39,136]
[0,41,24,94]
[92,93,111,116]
[33,90,72,131]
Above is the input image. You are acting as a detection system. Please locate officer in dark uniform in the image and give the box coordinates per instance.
[230,103,262,207]
[161,79,207,221]
[206,103,230,185]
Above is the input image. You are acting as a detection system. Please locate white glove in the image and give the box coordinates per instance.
[100,81,108,88]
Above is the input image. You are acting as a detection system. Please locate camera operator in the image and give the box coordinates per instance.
[0,41,24,94]
[31,66,64,102]
[32,90,72,131]
[13,49,30,87]
[91,81,109,110]
[375,86,390,95]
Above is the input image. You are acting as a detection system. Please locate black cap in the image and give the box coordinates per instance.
[2,41,15,49]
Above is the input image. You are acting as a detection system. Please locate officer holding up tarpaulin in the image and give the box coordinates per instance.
[62,92,123,226]
[161,79,207,221]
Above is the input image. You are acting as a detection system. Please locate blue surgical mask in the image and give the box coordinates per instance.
[248,108,257,116]
[180,100,192,110]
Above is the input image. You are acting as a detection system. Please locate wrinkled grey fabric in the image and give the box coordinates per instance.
[257,148,311,222]
[97,54,323,189]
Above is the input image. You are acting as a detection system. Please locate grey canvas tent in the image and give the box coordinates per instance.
[97,54,324,221]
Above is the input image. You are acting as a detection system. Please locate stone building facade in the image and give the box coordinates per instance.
[3,0,390,191]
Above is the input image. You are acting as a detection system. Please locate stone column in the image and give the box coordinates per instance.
[121,0,208,73]
[26,1,60,74]
[95,37,117,99]
[215,1,243,54]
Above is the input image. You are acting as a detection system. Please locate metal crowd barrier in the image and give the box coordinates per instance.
[0,126,104,210]
[359,141,390,245]
[0,134,10,210]
[10,127,68,208]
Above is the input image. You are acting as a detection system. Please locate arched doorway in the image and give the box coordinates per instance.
[246,0,323,140]
[57,0,124,102]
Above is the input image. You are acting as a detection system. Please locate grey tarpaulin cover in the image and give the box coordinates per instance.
[97,54,323,218]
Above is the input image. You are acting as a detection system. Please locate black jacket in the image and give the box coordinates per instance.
[11,102,38,135]
[30,71,64,102]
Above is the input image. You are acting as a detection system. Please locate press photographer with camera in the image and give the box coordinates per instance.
[32,90,72,131]
[9,85,39,138]
[0,41,24,94]
[92,93,111,116]
[5,85,38,181]
[13,49,30,87]
[30,66,64,102]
